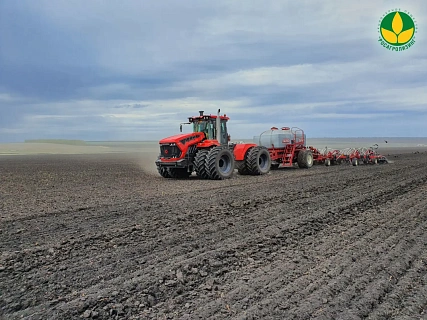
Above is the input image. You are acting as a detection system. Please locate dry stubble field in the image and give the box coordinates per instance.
[1,149,427,319]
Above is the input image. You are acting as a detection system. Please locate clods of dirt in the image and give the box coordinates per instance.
[1,152,427,319]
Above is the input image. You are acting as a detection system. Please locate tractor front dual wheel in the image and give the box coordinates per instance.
[194,149,210,179]
[157,166,171,178]
[157,167,190,178]
[168,168,191,178]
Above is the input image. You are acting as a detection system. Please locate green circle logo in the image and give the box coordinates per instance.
[378,10,417,51]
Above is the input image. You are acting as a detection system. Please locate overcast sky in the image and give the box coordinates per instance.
[0,0,426,142]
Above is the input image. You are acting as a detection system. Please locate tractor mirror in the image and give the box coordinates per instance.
[179,122,191,132]
[228,134,231,141]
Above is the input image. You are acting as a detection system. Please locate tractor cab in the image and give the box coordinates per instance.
[188,111,229,145]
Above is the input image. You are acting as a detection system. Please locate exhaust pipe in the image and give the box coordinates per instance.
[216,109,221,144]
[199,110,204,116]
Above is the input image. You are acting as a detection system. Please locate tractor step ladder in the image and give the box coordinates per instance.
[281,144,296,167]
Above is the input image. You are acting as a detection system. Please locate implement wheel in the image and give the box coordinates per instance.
[205,146,235,180]
[297,150,313,169]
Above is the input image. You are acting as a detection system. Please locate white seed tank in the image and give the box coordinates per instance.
[253,127,306,149]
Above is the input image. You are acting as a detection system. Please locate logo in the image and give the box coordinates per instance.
[378,9,417,51]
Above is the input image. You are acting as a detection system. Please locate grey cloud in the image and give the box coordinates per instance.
[0,1,426,142]
[113,104,149,109]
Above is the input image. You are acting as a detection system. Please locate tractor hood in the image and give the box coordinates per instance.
[159,132,204,145]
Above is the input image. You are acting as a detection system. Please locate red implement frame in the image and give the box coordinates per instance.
[263,125,388,167]
[267,127,306,167]
[308,146,386,165]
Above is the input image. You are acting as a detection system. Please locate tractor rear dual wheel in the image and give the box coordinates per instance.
[247,146,271,175]
[237,149,251,175]
[205,146,235,180]
[236,161,250,175]
[238,146,271,175]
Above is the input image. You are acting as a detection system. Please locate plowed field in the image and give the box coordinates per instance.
[1,151,427,319]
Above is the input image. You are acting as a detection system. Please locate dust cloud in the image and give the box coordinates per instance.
[134,151,160,176]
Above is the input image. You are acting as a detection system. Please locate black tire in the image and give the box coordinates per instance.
[236,160,250,175]
[378,157,388,164]
[247,146,271,175]
[297,150,313,169]
[352,158,359,166]
[270,163,280,170]
[157,166,171,178]
[168,168,191,178]
[205,146,235,180]
[325,159,331,166]
[237,147,253,175]
[194,149,210,179]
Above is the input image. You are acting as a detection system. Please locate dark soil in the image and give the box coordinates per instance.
[1,152,427,319]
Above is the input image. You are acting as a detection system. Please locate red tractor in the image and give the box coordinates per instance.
[155,110,271,179]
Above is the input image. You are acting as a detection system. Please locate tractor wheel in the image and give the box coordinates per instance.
[297,150,313,169]
[168,168,191,179]
[237,147,253,175]
[236,160,250,175]
[325,159,331,166]
[372,158,378,164]
[205,146,235,180]
[194,149,210,179]
[352,158,359,166]
[247,146,271,175]
[157,166,171,178]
